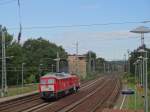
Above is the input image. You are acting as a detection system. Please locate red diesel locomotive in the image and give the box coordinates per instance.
[39,73,80,100]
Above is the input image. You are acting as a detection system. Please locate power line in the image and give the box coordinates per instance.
[7,20,150,31]
[0,0,17,5]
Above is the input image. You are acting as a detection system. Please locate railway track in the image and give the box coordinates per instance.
[56,76,120,112]
[0,94,40,110]
[23,76,106,112]
[93,78,121,112]
[0,75,105,112]
[31,76,113,112]
[34,75,120,112]
[57,78,113,112]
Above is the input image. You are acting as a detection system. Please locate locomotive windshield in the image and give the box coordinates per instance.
[40,79,46,84]
[48,79,55,84]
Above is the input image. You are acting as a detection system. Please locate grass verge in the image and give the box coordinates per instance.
[122,73,150,110]
[1,84,38,98]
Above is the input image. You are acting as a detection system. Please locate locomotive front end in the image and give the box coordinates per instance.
[39,78,56,99]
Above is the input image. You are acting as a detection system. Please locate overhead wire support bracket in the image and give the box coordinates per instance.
[17,0,22,44]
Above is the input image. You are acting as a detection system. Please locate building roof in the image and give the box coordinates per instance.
[68,54,86,58]
[41,72,75,79]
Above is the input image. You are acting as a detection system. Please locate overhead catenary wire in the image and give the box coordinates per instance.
[0,0,17,5]
[7,20,150,31]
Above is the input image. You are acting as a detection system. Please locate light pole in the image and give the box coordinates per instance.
[21,63,25,89]
[138,56,144,86]
[133,59,140,110]
[145,51,148,112]
[130,26,150,112]
[138,49,148,112]
[124,54,127,72]
[127,49,131,74]
[133,60,138,111]
[130,26,150,47]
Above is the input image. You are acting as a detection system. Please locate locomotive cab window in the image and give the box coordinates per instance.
[48,79,55,84]
[40,79,46,84]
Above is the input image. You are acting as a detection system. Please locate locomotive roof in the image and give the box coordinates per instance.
[41,72,76,79]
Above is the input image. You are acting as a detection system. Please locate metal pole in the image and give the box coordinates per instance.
[17,71,19,95]
[76,42,79,74]
[51,64,54,72]
[141,33,144,47]
[143,58,145,87]
[56,52,60,72]
[145,51,148,112]
[103,62,106,73]
[108,63,110,73]
[134,62,137,110]
[88,51,91,73]
[107,63,109,73]
[140,60,143,85]
[1,27,4,97]
[1,28,7,97]
[139,62,141,85]
[124,54,126,72]
[93,59,95,72]
[127,50,130,74]
[22,63,25,89]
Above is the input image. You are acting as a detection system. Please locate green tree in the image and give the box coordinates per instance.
[95,57,105,72]
[22,37,67,83]
[6,42,24,85]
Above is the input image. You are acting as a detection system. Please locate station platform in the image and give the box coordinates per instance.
[102,109,144,112]
[0,90,38,103]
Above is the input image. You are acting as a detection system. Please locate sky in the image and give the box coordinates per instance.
[0,0,150,60]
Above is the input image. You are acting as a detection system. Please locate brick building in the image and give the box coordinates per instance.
[68,55,87,78]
